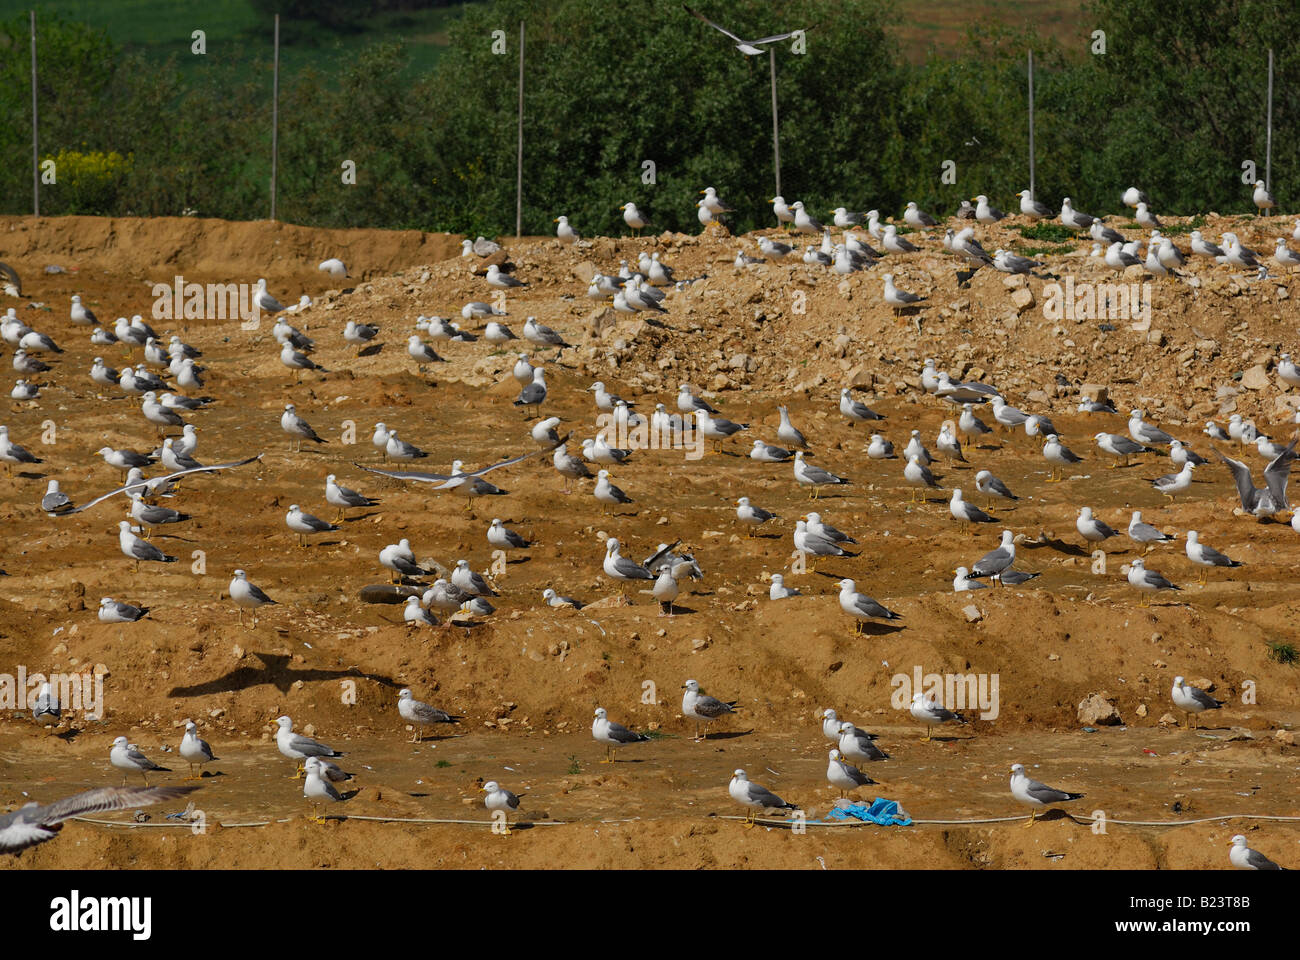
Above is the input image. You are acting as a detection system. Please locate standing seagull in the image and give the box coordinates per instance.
[826,749,875,798]
[281,404,328,452]
[729,770,798,827]
[1009,763,1084,827]
[684,5,808,56]
[110,737,170,786]
[179,720,217,780]
[325,474,378,522]
[275,716,344,778]
[1184,530,1241,584]
[0,785,198,854]
[592,707,651,763]
[910,692,966,741]
[1229,835,1284,870]
[837,578,901,633]
[397,688,460,742]
[230,569,277,626]
[1171,676,1223,729]
[681,678,737,742]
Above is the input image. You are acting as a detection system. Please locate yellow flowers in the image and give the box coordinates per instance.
[42,150,133,214]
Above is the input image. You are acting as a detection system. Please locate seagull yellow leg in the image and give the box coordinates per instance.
[1024,810,1037,828]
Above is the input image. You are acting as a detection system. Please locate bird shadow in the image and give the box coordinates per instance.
[358,344,383,358]
[506,556,532,566]
[167,652,398,697]
[1024,537,1090,558]
[702,729,753,741]
[858,622,906,637]
[342,511,383,523]
[659,604,698,616]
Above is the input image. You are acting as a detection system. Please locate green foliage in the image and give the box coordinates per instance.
[43,149,133,214]
[0,0,1296,230]
[1017,222,1076,242]
[1267,641,1297,666]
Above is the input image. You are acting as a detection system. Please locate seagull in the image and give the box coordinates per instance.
[485,264,526,289]
[736,496,779,536]
[275,716,343,778]
[542,587,583,609]
[514,367,548,412]
[791,201,824,234]
[522,317,573,350]
[953,566,989,592]
[1229,835,1284,870]
[325,474,377,522]
[603,537,653,595]
[342,320,379,352]
[553,215,579,244]
[1152,462,1195,500]
[285,504,338,548]
[1184,530,1241,584]
[110,737,170,786]
[1190,230,1226,259]
[838,721,889,764]
[969,530,1016,581]
[837,578,901,634]
[832,207,866,228]
[117,520,176,567]
[757,235,794,259]
[768,573,800,600]
[949,488,997,533]
[1095,431,1152,467]
[487,517,530,551]
[98,597,148,623]
[1043,434,1083,482]
[0,785,198,854]
[281,403,328,452]
[1059,197,1095,230]
[882,273,924,312]
[1127,557,1180,604]
[594,469,634,513]
[750,439,794,463]
[729,770,797,827]
[1127,511,1174,546]
[1169,439,1208,468]
[318,257,348,278]
[592,707,651,763]
[41,480,72,515]
[279,341,326,375]
[481,781,522,835]
[230,568,277,626]
[839,388,884,423]
[910,692,967,742]
[1091,219,1125,245]
[0,426,43,474]
[303,757,345,822]
[681,679,737,742]
[881,226,920,255]
[902,447,945,500]
[793,450,848,498]
[1077,506,1119,545]
[826,749,875,798]
[179,720,217,780]
[974,469,1017,510]
[620,202,652,235]
[684,5,808,56]
[1253,179,1276,216]
[771,196,795,228]
[867,434,895,459]
[1171,676,1224,729]
[397,688,460,742]
[1017,189,1053,220]
[903,201,937,228]
[958,403,992,445]
[254,278,285,314]
[451,559,498,597]
[794,519,853,567]
[974,195,1005,223]
[1009,763,1084,826]
[70,294,97,325]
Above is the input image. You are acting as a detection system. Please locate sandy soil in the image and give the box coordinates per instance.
[1,213,1297,869]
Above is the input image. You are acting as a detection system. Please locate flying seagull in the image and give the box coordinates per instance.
[2,785,198,854]
[684,5,809,56]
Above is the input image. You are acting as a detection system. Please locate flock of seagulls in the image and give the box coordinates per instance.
[3,160,1295,867]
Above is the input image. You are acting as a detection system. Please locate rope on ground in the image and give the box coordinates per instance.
[72,811,1300,832]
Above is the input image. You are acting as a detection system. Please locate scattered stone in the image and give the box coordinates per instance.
[1076,693,1122,726]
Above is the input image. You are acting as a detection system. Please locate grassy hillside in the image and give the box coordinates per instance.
[2,0,479,81]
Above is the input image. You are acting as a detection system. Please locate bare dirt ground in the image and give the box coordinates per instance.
[1,213,1297,869]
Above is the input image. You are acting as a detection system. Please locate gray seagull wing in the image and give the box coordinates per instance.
[62,455,263,515]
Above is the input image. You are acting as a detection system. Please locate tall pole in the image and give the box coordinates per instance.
[270,14,280,221]
[770,47,781,196]
[30,10,39,217]
[1266,48,1274,191]
[1027,50,1035,198]
[516,21,524,238]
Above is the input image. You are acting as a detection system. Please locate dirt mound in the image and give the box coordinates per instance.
[1,212,1297,869]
